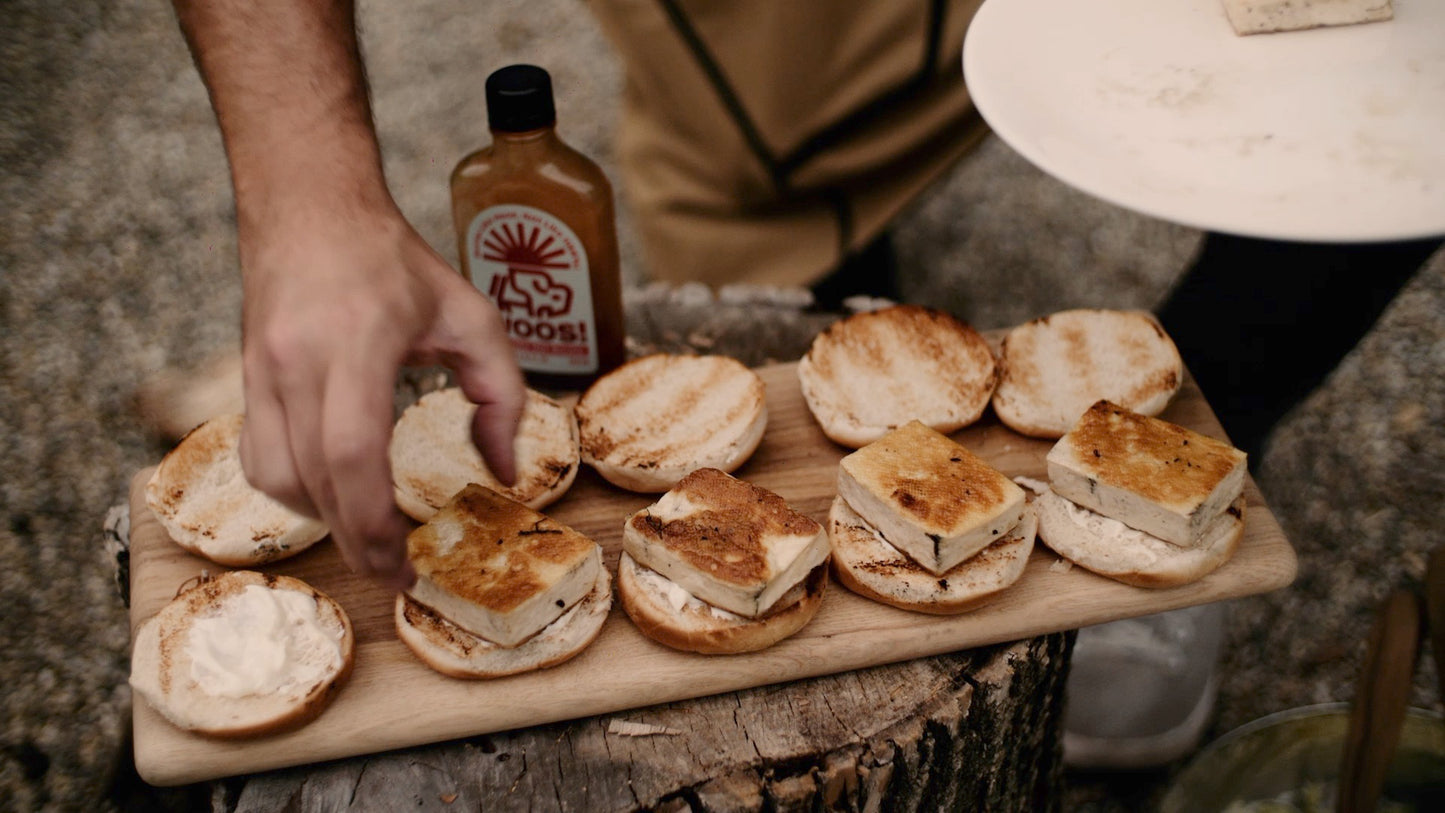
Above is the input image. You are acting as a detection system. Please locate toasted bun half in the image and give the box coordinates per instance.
[576,354,767,492]
[129,571,354,738]
[390,387,579,521]
[828,497,1036,614]
[617,552,826,654]
[991,309,1183,439]
[1034,490,1245,588]
[798,305,997,448]
[396,565,612,679]
[145,414,329,566]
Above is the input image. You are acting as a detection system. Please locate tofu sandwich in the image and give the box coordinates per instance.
[617,467,830,654]
[1035,401,1248,587]
[396,484,611,678]
[828,421,1037,614]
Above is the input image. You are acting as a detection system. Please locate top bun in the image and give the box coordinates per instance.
[390,387,579,521]
[797,305,996,448]
[575,354,767,493]
[991,309,1183,439]
[145,413,328,566]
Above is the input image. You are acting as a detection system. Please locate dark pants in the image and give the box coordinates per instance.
[1157,235,1442,464]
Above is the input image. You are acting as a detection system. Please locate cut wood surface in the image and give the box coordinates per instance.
[218,634,1071,812]
[127,361,1297,787]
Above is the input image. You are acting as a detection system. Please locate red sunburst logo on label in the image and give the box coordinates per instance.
[481,222,570,270]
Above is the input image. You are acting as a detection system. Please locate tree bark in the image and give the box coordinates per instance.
[216,633,1071,812]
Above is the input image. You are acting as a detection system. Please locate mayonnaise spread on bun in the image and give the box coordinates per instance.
[186,584,344,698]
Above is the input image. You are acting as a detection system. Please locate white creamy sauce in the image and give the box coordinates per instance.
[635,564,741,620]
[1011,475,1051,496]
[187,584,342,698]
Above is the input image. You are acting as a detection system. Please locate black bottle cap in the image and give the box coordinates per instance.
[486,64,556,132]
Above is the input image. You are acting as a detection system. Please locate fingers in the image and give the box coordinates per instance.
[233,227,517,592]
[433,277,526,487]
[240,301,416,590]
[319,351,417,590]
[238,347,318,519]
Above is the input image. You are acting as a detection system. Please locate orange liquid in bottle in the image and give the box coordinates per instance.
[450,64,625,391]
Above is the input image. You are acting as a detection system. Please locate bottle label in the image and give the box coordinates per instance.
[465,204,597,375]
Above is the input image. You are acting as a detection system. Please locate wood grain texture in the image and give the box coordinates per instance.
[220,634,1070,812]
[127,361,1296,786]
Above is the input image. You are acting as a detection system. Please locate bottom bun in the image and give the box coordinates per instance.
[617,552,827,654]
[396,566,612,679]
[828,497,1036,614]
[129,570,354,738]
[1035,490,1246,588]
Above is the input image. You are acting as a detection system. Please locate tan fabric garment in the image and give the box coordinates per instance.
[587,0,990,288]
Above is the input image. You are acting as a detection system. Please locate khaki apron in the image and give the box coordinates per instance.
[586,0,990,288]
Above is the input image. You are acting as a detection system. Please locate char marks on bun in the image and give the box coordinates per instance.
[576,354,767,493]
[145,413,329,566]
[798,304,996,448]
[390,386,579,521]
[828,497,1036,615]
[992,309,1183,439]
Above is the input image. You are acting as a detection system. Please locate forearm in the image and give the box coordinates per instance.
[172,0,391,230]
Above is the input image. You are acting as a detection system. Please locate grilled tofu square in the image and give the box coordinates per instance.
[837,421,1026,575]
[1046,401,1247,548]
[406,484,601,647]
[623,468,828,618]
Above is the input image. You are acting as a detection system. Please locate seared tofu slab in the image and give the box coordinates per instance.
[837,421,1026,575]
[623,468,827,618]
[1046,401,1246,547]
[406,485,600,647]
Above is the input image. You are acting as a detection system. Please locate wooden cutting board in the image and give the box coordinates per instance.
[127,361,1297,786]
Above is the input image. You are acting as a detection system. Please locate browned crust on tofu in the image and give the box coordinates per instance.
[1062,401,1246,507]
[406,484,596,614]
[841,422,1016,535]
[626,468,823,589]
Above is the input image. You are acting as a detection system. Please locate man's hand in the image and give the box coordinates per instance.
[237,200,523,590]
[171,0,525,588]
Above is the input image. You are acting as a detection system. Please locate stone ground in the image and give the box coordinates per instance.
[2,1,1442,810]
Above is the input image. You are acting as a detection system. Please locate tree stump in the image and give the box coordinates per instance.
[216,633,1071,812]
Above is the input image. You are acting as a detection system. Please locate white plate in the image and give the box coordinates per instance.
[963,0,1445,242]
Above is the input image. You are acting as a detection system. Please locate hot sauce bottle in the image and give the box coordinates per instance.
[451,64,626,390]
